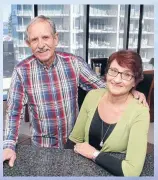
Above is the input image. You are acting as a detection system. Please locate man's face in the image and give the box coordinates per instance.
[26,20,59,67]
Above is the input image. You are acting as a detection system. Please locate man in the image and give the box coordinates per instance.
[3,15,146,167]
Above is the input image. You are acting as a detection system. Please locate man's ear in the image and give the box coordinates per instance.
[54,33,59,47]
[25,40,31,47]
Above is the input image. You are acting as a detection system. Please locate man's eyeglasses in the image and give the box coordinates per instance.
[107,68,135,81]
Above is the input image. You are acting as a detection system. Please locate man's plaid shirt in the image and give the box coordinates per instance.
[3,51,105,150]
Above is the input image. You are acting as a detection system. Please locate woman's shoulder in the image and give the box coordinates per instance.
[85,88,107,102]
[131,98,149,113]
[87,88,107,96]
[127,97,150,124]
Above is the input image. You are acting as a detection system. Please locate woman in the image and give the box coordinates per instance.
[66,50,150,176]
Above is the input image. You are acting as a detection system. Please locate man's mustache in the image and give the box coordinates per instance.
[36,49,49,53]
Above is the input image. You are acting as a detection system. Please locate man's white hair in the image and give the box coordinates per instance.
[24,15,56,41]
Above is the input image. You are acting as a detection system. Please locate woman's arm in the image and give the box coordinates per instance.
[95,152,124,176]
[96,107,149,177]
[69,90,94,143]
[74,107,149,177]
[73,142,123,176]
[121,107,150,176]
[64,139,76,149]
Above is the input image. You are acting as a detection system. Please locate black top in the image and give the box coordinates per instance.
[65,108,124,176]
[89,108,116,150]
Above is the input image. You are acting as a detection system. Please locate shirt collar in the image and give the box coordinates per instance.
[35,52,58,70]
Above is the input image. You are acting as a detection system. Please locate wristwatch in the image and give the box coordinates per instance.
[92,151,100,162]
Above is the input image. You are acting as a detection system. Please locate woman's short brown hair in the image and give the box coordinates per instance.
[106,49,144,86]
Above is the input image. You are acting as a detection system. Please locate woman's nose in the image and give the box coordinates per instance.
[114,73,122,82]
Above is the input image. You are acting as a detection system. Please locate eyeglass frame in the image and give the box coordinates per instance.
[107,68,135,81]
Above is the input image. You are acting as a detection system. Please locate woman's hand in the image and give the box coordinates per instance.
[74,142,97,159]
[131,89,149,107]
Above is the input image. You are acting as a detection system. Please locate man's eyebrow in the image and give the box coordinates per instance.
[30,36,37,40]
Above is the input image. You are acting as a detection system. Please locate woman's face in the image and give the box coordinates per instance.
[106,59,135,96]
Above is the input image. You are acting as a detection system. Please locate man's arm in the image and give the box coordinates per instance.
[131,89,148,107]
[3,68,26,151]
[77,56,105,91]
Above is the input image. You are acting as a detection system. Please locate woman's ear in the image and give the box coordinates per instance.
[131,81,136,90]
[133,83,135,88]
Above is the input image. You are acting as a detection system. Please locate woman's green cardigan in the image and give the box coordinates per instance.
[69,88,150,176]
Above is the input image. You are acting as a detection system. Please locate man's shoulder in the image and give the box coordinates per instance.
[16,55,36,69]
[56,51,81,62]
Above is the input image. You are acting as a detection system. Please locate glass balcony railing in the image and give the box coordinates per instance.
[16,10,33,16]
[16,26,27,31]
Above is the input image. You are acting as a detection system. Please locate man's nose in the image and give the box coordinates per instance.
[38,39,45,49]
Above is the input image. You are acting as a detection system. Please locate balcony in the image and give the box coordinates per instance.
[16,41,28,47]
[16,11,33,16]
[16,26,26,32]
[38,11,69,17]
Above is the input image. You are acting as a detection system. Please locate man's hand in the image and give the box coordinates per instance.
[3,148,16,167]
[131,89,149,107]
[74,142,96,159]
